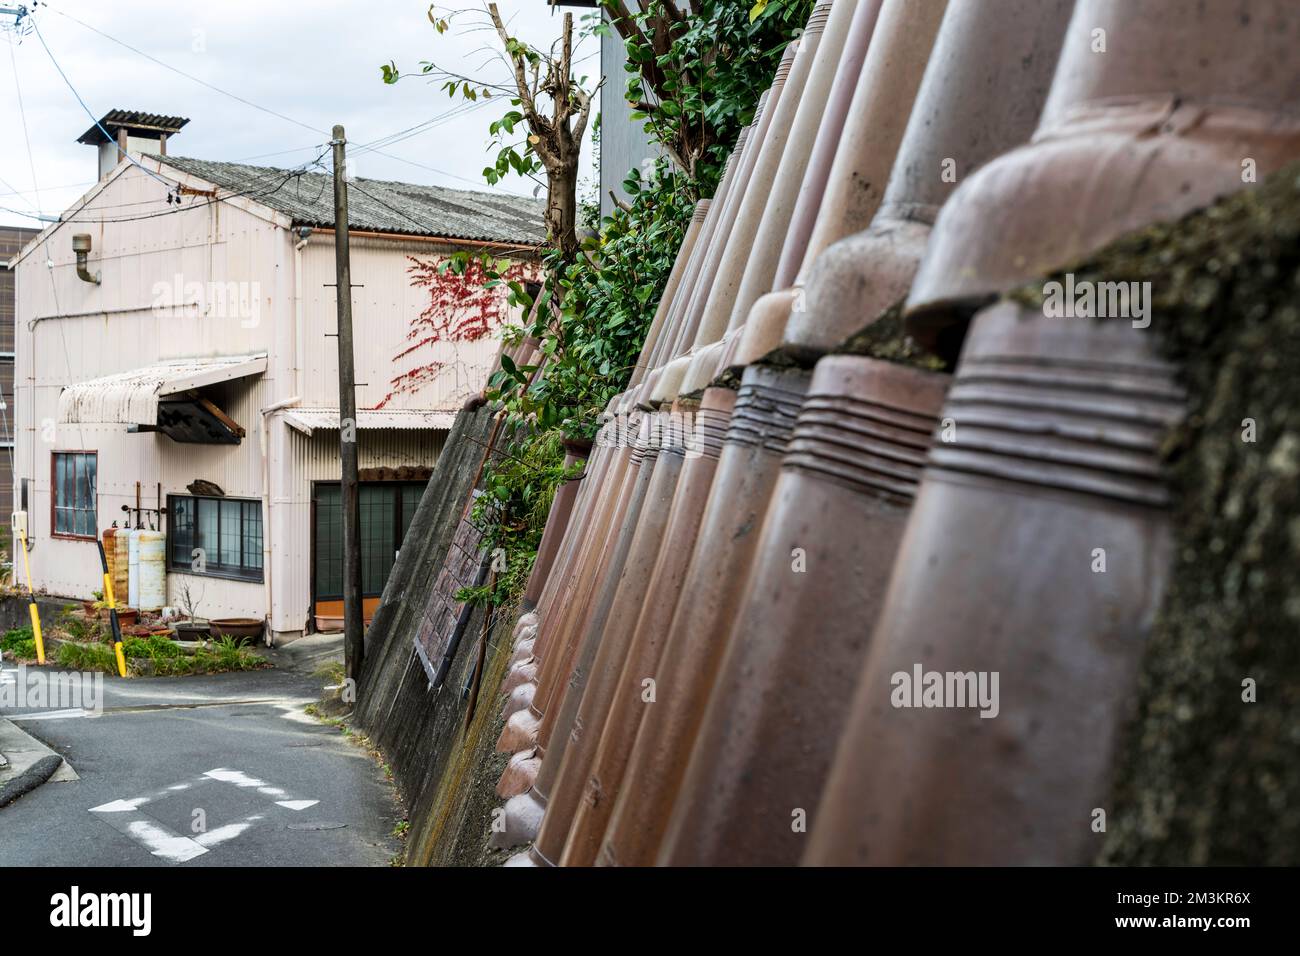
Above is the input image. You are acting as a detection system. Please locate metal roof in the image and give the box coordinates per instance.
[77,110,190,146]
[58,354,268,425]
[283,408,457,437]
[151,154,548,247]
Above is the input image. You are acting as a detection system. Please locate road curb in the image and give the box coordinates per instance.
[0,754,63,808]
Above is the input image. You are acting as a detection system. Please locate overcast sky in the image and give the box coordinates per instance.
[0,0,602,230]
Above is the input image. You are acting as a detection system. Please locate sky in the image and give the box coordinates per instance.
[0,0,602,230]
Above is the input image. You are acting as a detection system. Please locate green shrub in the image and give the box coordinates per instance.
[1,624,34,653]
[55,641,119,674]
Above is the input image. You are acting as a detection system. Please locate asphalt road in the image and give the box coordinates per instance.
[0,642,401,867]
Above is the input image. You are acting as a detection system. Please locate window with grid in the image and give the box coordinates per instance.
[313,481,427,600]
[52,452,97,538]
[168,495,263,582]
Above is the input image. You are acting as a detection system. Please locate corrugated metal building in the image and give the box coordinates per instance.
[11,113,543,642]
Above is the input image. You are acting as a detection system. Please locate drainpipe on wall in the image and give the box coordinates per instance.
[71,234,101,285]
[260,394,301,646]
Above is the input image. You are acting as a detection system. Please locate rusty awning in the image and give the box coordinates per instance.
[281,407,457,437]
[57,354,268,425]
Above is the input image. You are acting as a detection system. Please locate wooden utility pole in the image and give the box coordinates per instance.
[331,124,364,684]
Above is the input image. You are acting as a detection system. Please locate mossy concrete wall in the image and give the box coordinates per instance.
[355,402,511,864]
[1013,165,1300,865]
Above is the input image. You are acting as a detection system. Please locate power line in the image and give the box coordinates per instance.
[8,36,44,217]
[54,149,331,226]
[52,4,504,192]
[27,15,179,192]
[52,6,324,136]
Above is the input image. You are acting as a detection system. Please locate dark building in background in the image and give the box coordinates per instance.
[549,0,658,219]
[0,225,38,524]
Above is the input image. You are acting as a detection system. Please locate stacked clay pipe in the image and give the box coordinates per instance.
[657,0,1075,867]
[804,0,1300,866]
[483,0,1300,867]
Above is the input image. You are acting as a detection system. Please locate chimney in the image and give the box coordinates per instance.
[76,110,190,181]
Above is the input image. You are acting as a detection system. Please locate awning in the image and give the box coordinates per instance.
[282,407,457,437]
[58,354,268,425]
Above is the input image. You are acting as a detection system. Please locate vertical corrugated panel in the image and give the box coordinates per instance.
[270,423,446,634]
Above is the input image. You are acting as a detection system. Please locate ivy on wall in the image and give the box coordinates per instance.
[452,0,814,605]
[373,254,534,410]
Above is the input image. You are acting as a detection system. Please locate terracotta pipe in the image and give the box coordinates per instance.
[531,416,690,866]
[596,388,738,866]
[772,0,884,295]
[738,0,949,369]
[526,423,643,739]
[509,435,608,647]
[802,0,1300,865]
[528,437,610,638]
[494,414,649,842]
[585,364,809,865]
[521,437,593,610]
[561,391,740,865]
[652,42,800,379]
[689,3,833,352]
[504,412,676,864]
[642,125,749,397]
[772,0,1074,364]
[500,430,613,703]
[659,357,949,866]
[905,0,1300,354]
[724,0,861,336]
[496,413,638,745]
[804,302,1184,865]
[630,199,711,388]
[530,420,664,752]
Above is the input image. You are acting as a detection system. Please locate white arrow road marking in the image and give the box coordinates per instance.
[6,708,96,721]
[88,768,320,863]
[276,799,318,811]
[88,797,151,813]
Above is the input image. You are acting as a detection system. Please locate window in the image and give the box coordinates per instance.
[52,452,97,538]
[168,494,263,582]
[313,482,426,600]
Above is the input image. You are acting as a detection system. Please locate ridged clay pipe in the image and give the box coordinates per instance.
[629,199,711,388]
[540,414,692,865]
[724,0,861,336]
[738,0,949,370]
[804,302,1184,864]
[658,357,948,865]
[562,391,742,865]
[506,412,678,864]
[594,363,811,865]
[774,0,1074,365]
[596,387,738,866]
[904,0,1300,355]
[657,42,801,372]
[688,3,832,352]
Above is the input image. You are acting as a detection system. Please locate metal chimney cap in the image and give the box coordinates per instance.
[76,109,189,146]
[71,234,92,252]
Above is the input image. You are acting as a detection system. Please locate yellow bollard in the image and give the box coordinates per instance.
[16,529,45,665]
[96,540,127,678]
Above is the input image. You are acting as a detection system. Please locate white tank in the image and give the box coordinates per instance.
[137,531,166,611]
[127,530,141,609]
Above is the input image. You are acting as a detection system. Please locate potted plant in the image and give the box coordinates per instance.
[173,582,210,640]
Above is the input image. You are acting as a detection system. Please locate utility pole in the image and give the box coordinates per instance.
[331,124,364,685]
